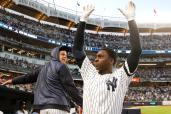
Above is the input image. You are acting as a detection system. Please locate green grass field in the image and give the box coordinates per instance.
[131,106,171,114]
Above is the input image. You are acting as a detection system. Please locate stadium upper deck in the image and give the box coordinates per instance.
[1,0,171,33]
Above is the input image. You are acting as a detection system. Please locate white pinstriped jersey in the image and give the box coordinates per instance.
[80,57,135,114]
[40,109,69,114]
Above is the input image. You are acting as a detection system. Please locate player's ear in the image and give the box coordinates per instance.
[109,58,114,65]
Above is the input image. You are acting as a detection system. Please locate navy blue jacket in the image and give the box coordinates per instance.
[12,46,83,112]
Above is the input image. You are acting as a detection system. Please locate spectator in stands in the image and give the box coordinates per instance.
[2,46,82,114]
[1,8,171,51]
[125,86,171,102]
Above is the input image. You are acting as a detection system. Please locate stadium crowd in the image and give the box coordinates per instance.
[0,6,171,104]
[137,67,171,79]
[125,86,171,101]
[0,9,171,50]
[0,56,171,96]
[0,57,37,92]
[0,56,39,70]
[0,56,171,81]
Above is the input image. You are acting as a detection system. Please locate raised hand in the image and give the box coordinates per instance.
[80,5,95,22]
[118,1,136,21]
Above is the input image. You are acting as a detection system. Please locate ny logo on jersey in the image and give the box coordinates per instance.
[106,77,118,92]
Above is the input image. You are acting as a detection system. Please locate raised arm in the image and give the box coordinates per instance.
[119,1,142,75]
[126,20,141,75]
[73,5,95,68]
[2,66,41,85]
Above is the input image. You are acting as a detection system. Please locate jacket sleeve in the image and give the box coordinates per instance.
[59,64,83,107]
[12,66,41,84]
[73,22,86,68]
[124,20,142,76]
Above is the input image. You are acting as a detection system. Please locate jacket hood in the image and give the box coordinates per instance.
[51,46,69,61]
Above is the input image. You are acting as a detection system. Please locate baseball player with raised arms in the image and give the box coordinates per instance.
[73,1,142,114]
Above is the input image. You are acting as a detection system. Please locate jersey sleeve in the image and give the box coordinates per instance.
[123,59,137,77]
[79,56,98,80]
[118,60,137,86]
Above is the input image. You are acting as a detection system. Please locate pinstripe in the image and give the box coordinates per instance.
[40,109,69,114]
[80,57,135,114]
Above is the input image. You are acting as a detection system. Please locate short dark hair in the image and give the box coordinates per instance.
[101,48,117,65]
[59,46,70,52]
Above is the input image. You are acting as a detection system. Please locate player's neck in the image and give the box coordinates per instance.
[99,69,113,75]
